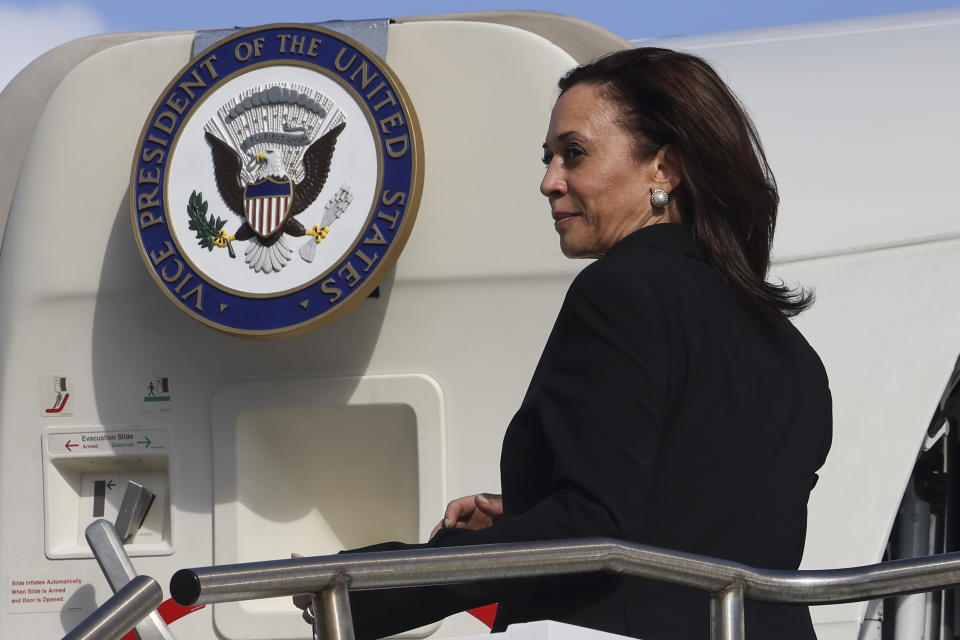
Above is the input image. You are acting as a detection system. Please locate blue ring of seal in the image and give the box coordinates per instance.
[131,24,420,336]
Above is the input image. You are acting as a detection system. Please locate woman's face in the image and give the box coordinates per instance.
[541,83,668,258]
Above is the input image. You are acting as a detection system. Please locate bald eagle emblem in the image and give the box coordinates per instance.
[197,85,351,273]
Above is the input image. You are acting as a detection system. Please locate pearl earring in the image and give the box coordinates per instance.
[650,189,669,208]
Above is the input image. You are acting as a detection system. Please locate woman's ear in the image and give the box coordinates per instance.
[653,145,682,192]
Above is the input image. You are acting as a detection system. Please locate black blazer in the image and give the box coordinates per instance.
[346,224,832,640]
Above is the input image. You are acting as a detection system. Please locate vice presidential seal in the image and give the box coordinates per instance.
[131,24,422,336]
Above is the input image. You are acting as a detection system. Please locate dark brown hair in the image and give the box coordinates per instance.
[558,47,812,317]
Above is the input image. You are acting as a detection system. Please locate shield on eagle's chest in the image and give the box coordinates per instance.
[243,177,294,238]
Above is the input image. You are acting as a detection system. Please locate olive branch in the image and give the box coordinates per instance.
[187,190,235,258]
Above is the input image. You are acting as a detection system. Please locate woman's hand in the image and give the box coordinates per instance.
[290,553,315,626]
[430,493,503,538]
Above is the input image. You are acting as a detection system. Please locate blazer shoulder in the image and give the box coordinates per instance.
[570,250,679,306]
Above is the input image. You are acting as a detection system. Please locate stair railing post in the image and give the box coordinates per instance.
[312,574,355,640]
[710,582,744,640]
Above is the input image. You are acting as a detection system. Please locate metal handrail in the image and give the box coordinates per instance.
[61,575,162,640]
[85,520,175,640]
[170,538,960,640]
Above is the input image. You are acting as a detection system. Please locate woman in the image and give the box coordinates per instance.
[297,47,832,640]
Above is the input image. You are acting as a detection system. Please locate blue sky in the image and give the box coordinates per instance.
[2,0,960,90]
[8,0,960,38]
